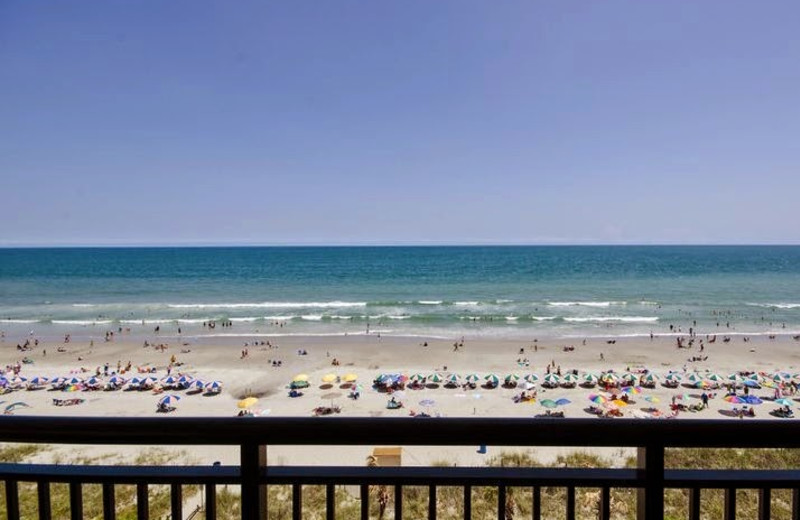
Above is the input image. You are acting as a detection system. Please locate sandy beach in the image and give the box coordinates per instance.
[3,329,800,468]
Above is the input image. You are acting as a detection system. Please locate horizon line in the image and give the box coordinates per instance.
[2,242,800,249]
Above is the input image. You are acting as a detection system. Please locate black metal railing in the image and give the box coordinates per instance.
[1,417,799,519]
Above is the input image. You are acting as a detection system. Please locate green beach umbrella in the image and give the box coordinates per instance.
[561,373,579,384]
[428,373,444,384]
[484,374,500,385]
[409,373,425,382]
[582,373,598,383]
[686,373,703,384]
[524,374,540,383]
[504,374,521,383]
[539,399,558,409]
[775,398,793,406]
[543,374,560,385]
[706,373,723,383]
[465,374,480,383]
[640,373,658,383]
[446,374,460,384]
[621,373,637,384]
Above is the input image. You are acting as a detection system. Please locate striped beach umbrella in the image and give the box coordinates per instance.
[191,379,206,390]
[543,374,561,386]
[640,373,658,384]
[524,374,540,383]
[204,381,223,392]
[428,373,444,384]
[446,374,460,385]
[686,373,703,384]
[706,373,723,383]
[161,375,179,385]
[588,394,608,404]
[409,373,426,382]
[600,372,619,385]
[561,373,579,385]
[28,376,48,386]
[484,374,500,386]
[178,375,194,386]
[158,394,181,407]
[582,373,598,384]
[665,373,682,382]
[465,374,480,383]
[622,386,642,395]
[504,374,521,383]
[727,373,743,382]
[621,373,637,385]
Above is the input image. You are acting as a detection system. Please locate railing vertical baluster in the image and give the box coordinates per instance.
[136,483,148,520]
[636,444,664,520]
[102,483,115,520]
[792,488,800,520]
[205,484,216,520]
[395,485,403,520]
[759,488,771,520]
[566,487,575,520]
[170,484,182,520]
[327,483,336,520]
[6,480,20,520]
[532,486,540,520]
[498,485,506,520]
[429,485,437,520]
[360,484,369,520]
[69,482,83,520]
[240,443,266,520]
[292,484,302,520]
[600,487,610,520]
[38,480,52,520]
[688,488,701,520]
[463,485,471,520]
[724,488,736,520]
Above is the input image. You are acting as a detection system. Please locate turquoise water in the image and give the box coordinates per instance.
[1,246,800,338]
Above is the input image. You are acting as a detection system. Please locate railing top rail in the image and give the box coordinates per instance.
[0,417,799,448]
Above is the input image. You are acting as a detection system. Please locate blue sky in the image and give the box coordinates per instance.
[2,1,799,245]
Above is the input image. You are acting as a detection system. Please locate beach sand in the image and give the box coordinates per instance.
[3,331,800,468]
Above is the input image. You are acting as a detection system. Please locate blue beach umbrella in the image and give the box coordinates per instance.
[158,394,181,407]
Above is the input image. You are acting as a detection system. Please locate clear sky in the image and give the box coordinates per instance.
[2,1,799,246]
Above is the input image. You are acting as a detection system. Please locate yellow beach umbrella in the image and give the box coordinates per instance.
[293,374,310,383]
[237,397,259,409]
[344,374,358,383]
[321,374,337,383]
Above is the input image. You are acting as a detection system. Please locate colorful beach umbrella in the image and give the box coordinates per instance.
[600,372,619,384]
[724,395,746,404]
[774,398,793,406]
[742,395,763,405]
[611,399,629,407]
[622,386,642,395]
[644,396,661,403]
[539,399,558,409]
[589,394,608,404]
[158,394,181,407]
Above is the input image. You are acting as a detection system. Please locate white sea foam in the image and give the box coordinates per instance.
[495,299,514,304]
[167,301,367,309]
[52,320,113,325]
[564,316,658,323]
[505,316,519,321]
[72,304,96,308]
[229,317,261,322]
[301,315,323,321]
[531,316,557,321]
[548,301,627,308]
[120,319,174,324]
[454,301,480,306]
[387,315,411,320]
[418,300,442,305]
[1,319,40,324]
[748,303,800,309]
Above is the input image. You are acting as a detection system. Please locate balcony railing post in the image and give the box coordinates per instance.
[241,442,267,520]
[636,444,664,520]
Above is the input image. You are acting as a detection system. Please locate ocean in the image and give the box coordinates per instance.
[1,246,800,340]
